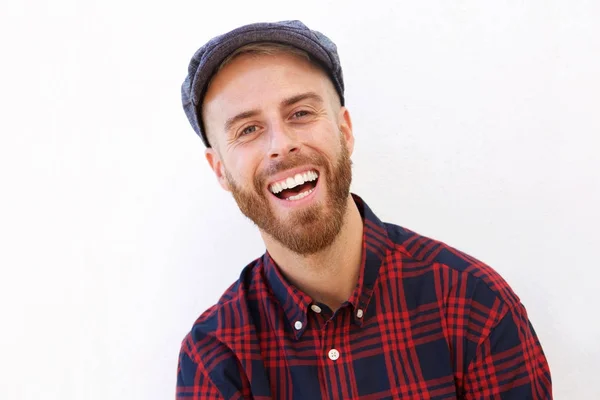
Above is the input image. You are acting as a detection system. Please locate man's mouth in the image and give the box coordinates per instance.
[268,170,319,201]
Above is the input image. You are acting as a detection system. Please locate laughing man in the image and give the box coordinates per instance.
[176,20,552,400]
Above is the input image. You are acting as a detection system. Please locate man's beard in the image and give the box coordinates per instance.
[225,138,352,255]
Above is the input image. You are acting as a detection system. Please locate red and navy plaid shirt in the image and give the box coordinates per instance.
[176,195,552,399]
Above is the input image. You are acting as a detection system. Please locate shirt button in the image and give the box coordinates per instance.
[328,349,340,361]
[294,321,303,330]
[310,304,322,313]
[356,309,364,318]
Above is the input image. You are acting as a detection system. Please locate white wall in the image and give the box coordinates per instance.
[1,1,598,399]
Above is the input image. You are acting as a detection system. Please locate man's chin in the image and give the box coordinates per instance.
[263,204,345,255]
[271,200,324,225]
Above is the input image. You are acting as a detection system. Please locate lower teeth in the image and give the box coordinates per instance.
[286,188,314,201]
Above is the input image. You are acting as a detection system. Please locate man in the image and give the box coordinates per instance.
[177,20,552,399]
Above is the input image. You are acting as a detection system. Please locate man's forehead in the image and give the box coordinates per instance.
[215,52,324,86]
[204,52,333,111]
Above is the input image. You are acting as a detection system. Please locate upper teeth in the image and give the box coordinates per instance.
[270,171,318,194]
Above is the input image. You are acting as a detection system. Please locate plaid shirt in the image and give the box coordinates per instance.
[176,195,552,399]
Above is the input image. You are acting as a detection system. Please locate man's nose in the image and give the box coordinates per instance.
[267,121,300,159]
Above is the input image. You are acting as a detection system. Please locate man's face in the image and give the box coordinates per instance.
[202,51,355,255]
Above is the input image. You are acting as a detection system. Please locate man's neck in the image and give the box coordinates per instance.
[261,196,364,311]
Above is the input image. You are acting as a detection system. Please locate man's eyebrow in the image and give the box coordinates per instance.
[281,92,324,107]
[224,110,260,132]
[223,93,324,132]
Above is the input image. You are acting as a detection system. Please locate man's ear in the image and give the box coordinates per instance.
[338,107,355,156]
[205,148,231,192]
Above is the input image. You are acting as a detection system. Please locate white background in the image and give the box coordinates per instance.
[1,0,599,399]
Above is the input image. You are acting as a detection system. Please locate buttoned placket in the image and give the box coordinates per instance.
[318,304,363,399]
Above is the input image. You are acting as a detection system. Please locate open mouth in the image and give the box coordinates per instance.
[269,170,320,201]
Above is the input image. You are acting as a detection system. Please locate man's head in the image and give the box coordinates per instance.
[182,22,355,255]
[181,20,345,147]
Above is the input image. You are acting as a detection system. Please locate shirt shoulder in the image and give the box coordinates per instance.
[186,256,264,344]
[177,257,265,398]
[382,222,546,385]
[383,222,521,310]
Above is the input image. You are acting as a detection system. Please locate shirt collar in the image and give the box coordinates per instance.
[262,193,394,338]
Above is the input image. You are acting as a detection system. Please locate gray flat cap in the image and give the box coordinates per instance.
[181,20,345,147]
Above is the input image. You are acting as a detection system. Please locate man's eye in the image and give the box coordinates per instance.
[293,110,310,118]
[241,125,258,136]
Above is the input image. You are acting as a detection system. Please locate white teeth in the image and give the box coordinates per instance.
[286,188,315,201]
[285,177,296,189]
[294,174,304,185]
[269,170,319,194]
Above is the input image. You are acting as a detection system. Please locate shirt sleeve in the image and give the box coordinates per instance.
[176,340,225,400]
[176,332,255,400]
[463,303,552,399]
